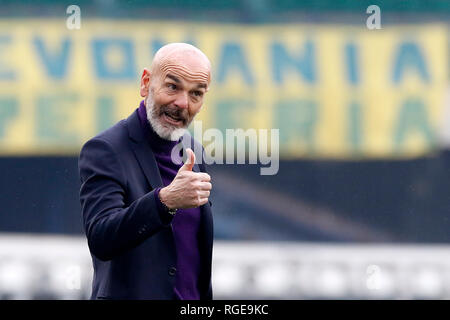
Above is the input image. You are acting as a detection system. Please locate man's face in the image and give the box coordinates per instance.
[150,72,207,128]
[141,50,210,140]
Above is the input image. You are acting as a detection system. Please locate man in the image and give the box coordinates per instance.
[78,43,213,300]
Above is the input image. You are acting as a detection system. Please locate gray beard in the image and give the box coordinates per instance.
[145,95,187,141]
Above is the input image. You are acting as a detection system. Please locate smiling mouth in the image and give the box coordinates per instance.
[162,112,184,126]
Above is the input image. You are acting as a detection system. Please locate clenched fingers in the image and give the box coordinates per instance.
[197,182,212,191]
[196,190,210,198]
[195,172,211,182]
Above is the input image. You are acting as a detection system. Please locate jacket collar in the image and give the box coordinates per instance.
[126,109,164,189]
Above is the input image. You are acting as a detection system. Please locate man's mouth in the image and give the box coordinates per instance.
[162,111,184,126]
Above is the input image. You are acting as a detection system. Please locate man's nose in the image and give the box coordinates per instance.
[174,92,188,109]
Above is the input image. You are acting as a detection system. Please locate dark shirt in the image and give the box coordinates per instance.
[137,101,202,300]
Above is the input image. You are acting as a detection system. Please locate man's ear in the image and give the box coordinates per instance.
[140,68,151,97]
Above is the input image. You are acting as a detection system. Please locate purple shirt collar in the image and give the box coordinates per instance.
[137,100,182,154]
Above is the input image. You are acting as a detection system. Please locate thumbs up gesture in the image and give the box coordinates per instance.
[159,148,212,209]
[179,146,196,172]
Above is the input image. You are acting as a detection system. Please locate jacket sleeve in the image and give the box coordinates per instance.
[79,137,173,261]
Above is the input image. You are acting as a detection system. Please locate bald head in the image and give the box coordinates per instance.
[150,43,211,84]
[139,43,212,141]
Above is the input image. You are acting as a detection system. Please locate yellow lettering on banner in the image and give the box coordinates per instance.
[0,20,446,159]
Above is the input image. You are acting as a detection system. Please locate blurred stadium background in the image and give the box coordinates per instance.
[0,0,450,299]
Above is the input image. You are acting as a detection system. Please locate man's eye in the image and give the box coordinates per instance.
[167,83,177,90]
[192,91,203,97]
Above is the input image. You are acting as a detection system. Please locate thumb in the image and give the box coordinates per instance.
[179,148,195,172]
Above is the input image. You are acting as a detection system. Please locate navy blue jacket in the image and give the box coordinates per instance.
[78,109,213,300]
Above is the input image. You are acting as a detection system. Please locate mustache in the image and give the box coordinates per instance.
[158,105,189,124]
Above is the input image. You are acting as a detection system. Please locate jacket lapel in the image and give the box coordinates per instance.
[126,110,163,189]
